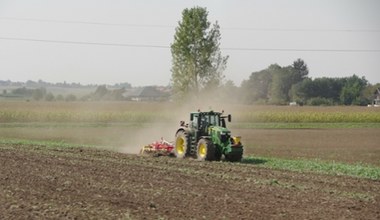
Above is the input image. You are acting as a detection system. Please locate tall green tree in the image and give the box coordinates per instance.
[269,65,293,104]
[340,75,368,105]
[241,68,273,104]
[292,58,309,82]
[171,7,228,100]
[267,59,309,104]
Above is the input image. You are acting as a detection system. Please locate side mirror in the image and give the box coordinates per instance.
[190,114,194,121]
[228,114,232,122]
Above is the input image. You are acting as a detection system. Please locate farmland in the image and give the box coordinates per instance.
[1,101,380,219]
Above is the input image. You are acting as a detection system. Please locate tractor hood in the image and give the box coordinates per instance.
[209,126,231,146]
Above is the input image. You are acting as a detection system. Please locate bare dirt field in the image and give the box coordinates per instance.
[1,144,379,219]
[238,128,380,166]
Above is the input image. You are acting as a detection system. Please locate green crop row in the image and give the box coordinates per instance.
[243,156,380,180]
[236,111,380,123]
[1,110,379,123]
[1,102,380,123]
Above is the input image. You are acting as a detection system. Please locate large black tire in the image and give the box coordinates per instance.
[225,152,243,162]
[215,151,222,161]
[196,138,216,161]
[174,130,189,159]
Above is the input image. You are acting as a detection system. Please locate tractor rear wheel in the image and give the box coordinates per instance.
[196,138,216,161]
[174,130,189,159]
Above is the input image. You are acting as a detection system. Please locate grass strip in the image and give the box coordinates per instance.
[243,156,380,180]
[0,138,95,149]
[0,122,146,128]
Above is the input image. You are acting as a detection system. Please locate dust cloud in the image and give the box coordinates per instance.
[116,87,242,155]
[117,122,177,154]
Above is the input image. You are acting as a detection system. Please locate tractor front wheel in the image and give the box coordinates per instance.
[225,152,243,162]
[196,138,216,161]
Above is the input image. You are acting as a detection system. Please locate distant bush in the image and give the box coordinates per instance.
[307,97,334,106]
[45,93,55,101]
[56,94,64,101]
[65,94,77,102]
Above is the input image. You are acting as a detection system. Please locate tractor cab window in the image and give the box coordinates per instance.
[192,115,198,128]
[209,115,219,126]
[199,114,220,129]
[200,116,208,129]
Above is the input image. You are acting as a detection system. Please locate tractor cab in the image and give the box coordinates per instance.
[190,111,231,132]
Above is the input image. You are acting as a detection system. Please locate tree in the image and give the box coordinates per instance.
[32,87,47,101]
[65,94,77,102]
[291,75,368,105]
[293,77,344,104]
[292,58,309,82]
[269,64,292,104]
[241,66,273,104]
[266,59,309,104]
[45,92,55,101]
[240,59,309,104]
[56,94,64,101]
[93,85,109,100]
[340,75,367,105]
[171,7,228,100]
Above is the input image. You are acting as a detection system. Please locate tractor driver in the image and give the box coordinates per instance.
[200,116,209,133]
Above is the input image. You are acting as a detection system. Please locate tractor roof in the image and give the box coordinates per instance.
[191,110,222,115]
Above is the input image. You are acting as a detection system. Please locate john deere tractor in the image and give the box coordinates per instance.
[174,110,243,162]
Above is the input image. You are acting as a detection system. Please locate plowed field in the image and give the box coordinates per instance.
[1,144,379,219]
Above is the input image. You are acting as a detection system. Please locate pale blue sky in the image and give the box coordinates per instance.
[0,0,379,86]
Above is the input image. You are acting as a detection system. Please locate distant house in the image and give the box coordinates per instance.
[123,86,169,101]
[373,88,380,107]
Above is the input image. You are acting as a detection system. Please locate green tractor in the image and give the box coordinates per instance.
[174,110,243,162]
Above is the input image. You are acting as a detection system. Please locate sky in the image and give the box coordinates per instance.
[0,0,379,86]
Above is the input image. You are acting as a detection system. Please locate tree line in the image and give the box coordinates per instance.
[8,87,77,101]
[239,59,378,106]
[0,79,132,89]
[5,85,127,102]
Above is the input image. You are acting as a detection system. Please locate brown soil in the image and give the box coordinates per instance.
[1,144,379,219]
[239,128,380,166]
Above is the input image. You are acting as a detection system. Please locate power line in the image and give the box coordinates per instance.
[0,17,173,28]
[0,37,169,49]
[1,17,379,33]
[1,36,380,53]
[223,27,380,33]
[223,47,380,52]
